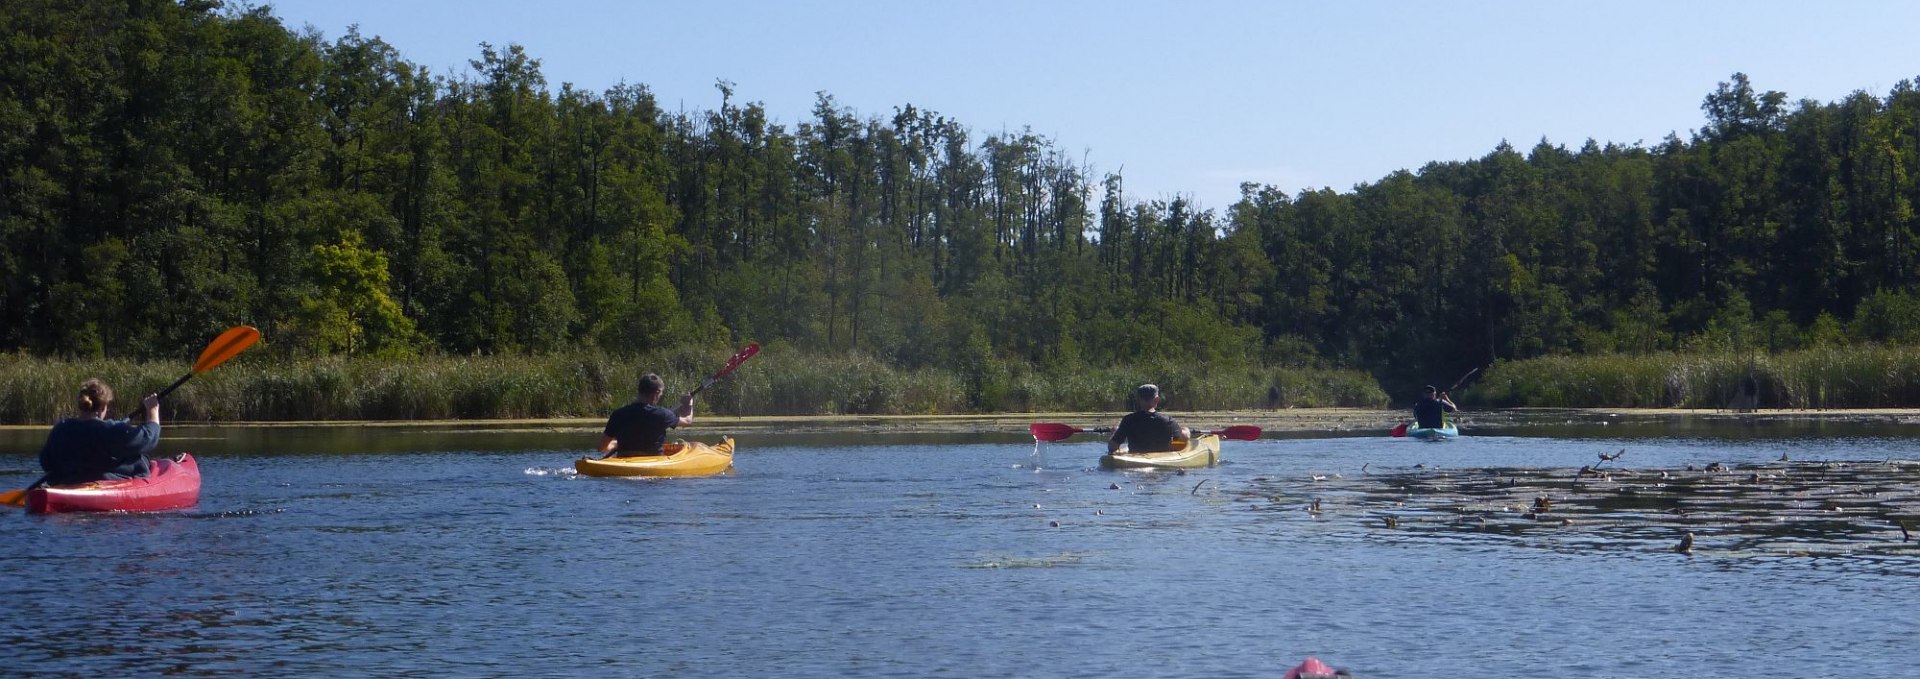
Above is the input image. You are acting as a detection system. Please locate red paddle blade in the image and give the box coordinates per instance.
[1030,423,1083,442]
[692,343,762,396]
[716,343,760,378]
[1212,425,1262,441]
[1391,423,1409,437]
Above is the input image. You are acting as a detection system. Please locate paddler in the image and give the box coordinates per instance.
[597,373,695,457]
[1412,384,1458,429]
[39,378,162,485]
[1107,383,1191,454]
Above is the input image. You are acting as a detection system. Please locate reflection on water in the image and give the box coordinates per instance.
[4,415,1920,676]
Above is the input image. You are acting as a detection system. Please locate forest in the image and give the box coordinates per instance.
[5,1,1920,417]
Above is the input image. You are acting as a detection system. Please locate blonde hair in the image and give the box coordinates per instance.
[78,378,113,413]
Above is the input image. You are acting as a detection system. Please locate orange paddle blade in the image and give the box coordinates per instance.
[0,488,26,507]
[194,326,261,374]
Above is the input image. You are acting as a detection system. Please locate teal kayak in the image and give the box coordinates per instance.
[1403,422,1459,439]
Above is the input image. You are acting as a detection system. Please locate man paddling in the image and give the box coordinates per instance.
[1412,384,1457,430]
[1108,383,1191,454]
[598,374,695,457]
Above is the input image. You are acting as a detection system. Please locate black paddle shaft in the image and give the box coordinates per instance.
[121,372,196,421]
[1446,367,1482,394]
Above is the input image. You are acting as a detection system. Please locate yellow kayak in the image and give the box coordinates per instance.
[575,437,735,478]
[1099,434,1221,469]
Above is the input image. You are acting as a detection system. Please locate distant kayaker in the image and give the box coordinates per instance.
[598,373,695,456]
[39,378,161,486]
[1413,385,1457,429]
[1108,383,1191,454]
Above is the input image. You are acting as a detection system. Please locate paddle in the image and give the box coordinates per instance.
[2,325,260,507]
[1029,423,1110,442]
[1393,367,1480,437]
[1029,422,1261,443]
[687,343,760,398]
[1200,425,1263,441]
[1446,367,1481,394]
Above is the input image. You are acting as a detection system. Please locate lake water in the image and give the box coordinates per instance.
[3,416,1917,677]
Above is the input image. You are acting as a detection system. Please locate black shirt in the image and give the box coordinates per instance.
[602,402,680,455]
[1113,410,1182,453]
[39,417,159,485]
[1412,397,1456,429]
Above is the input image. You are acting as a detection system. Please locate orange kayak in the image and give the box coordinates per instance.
[574,437,735,478]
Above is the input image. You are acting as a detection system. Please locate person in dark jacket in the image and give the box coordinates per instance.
[1108,383,1191,454]
[39,378,161,485]
[598,373,695,456]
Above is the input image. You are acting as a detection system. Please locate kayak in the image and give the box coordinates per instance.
[1405,422,1460,439]
[1283,656,1344,678]
[1099,434,1222,469]
[575,437,735,478]
[26,453,202,514]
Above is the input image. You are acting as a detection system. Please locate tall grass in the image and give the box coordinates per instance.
[1475,345,1920,408]
[0,349,1388,424]
[990,361,1386,412]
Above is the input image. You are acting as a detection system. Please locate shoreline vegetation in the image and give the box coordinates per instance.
[11,344,1920,426]
[4,407,1914,436]
[0,349,1386,425]
[1475,345,1920,410]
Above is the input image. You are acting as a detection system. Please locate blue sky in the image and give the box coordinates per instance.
[260,0,1920,211]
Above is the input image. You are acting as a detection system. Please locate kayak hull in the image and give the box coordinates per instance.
[1405,423,1459,439]
[26,454,202,514]
[576,437,735,477]
[1283,656,1341,679]
[1100,434,1222,469]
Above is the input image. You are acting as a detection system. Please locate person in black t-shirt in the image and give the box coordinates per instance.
[598,373,695,456]
[1412,385,1458,429]
[1108,383,1190,454]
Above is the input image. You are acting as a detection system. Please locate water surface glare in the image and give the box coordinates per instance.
[3,425,1917,677]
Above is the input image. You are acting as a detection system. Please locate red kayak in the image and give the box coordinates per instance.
[26,453,201,514]
[1284,657,1346,678]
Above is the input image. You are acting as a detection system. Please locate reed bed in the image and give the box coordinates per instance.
[0,350,1387,424]
[1475,345,1920,409]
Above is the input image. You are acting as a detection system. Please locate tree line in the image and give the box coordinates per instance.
[5,1,1919,401]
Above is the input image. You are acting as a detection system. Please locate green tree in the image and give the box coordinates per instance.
[289,232,420,356]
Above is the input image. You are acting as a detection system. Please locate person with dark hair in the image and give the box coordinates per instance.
[1412,385,1457,429]
[39,378,162,485]
[1108,383,1190,455]
[598,373,695,456]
